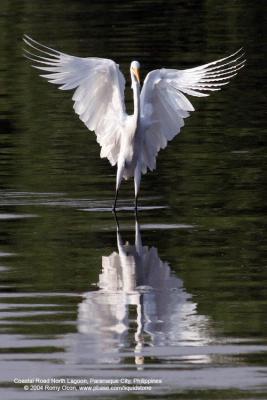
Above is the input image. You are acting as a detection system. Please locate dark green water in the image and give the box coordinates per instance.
[0,0,267,399]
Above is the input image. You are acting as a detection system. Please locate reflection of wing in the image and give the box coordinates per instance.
[140,246,178,289]
[140,49,245,173]
[100,246,176,292]
[100,252,124,291]
[23,35,127,166]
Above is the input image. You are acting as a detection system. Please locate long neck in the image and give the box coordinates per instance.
[132,79,141,124]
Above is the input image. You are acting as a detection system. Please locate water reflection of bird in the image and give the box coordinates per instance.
[23,35,245,210]
[77,219,210,365]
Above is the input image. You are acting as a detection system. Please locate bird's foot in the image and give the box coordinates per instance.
[134,201,139,219]
[134,197,138,213]
[113,209,119,229]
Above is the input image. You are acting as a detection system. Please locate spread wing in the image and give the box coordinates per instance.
[23,35,127,166]
[140,49,245,173]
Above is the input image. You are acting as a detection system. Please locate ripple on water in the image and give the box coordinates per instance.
[0,213,38,220]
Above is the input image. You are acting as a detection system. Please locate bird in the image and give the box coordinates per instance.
[23,35,245,211]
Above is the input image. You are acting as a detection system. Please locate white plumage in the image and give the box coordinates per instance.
[23,35,245,210]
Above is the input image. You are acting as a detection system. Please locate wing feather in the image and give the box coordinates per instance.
[140,49,245,173]
[23,35,127,166]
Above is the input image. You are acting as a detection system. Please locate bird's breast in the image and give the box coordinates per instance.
[119,117,140,180]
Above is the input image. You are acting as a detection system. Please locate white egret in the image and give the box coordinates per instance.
[23,35,245,211]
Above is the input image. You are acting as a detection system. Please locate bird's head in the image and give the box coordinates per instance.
[130,61,141,87]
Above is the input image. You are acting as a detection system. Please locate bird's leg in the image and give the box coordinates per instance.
[113,190,119,212]
[135,195,138,212]
[113,208,120,230]
[113,162,124,211]
[134,164,141,212]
